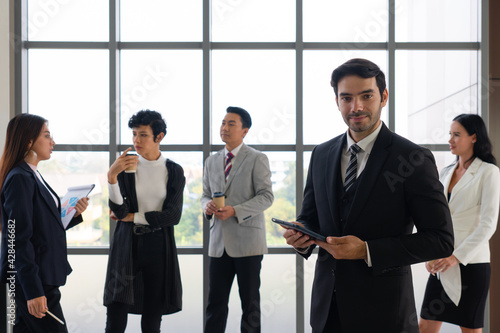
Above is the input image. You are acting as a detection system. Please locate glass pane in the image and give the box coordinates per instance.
[28,49,109,144]
[120,0,202,42]
[226,254,296,332]
[120,50,202,145]
[212,51,295,145]
[162,152,204,247]
[304,0,387,42]
[37,152,110,246]
[212,0,294,42]
[432,151,457,174]
[303,51,387,145]
[304,252,317,333]
[396,0,478,42]
[266,152,296,247]
[28,0,108,41]
[60,255,108,331]
[395,51,478,144]
[61,255,203,332]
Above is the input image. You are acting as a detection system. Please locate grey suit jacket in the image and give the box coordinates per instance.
[201,143,274,258]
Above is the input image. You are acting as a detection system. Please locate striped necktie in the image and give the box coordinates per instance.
[344,144,361,192]
[225,152,234,182]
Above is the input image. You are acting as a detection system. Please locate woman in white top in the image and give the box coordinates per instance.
[419,114,499,333]
[103,110,185,333]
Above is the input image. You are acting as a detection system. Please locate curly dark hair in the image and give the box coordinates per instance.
[128,109,167,141]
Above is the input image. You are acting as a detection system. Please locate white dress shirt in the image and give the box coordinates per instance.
[341,122,383,266]
[341,121,383,184]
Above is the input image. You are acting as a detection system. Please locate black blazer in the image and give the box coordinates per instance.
[103,159,185,315]
[298,124,454,332]
[0,162,82,300]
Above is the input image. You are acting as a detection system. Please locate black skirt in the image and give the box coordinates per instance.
[420,263,491,329]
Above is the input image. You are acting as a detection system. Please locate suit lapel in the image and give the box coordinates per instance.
[325,135,346,235]
[213,149,225,191]
[22,163,64,229]
[346,124,391,227]
[448,158,482,205]
[441,163,457,195]
[225,144,248,191]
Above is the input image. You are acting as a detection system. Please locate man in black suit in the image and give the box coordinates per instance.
[284,58,454,333]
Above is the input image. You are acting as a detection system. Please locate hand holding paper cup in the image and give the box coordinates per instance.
[125,153,138,173]
[213,192,225,209]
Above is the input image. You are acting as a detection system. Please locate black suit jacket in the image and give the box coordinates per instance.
[298,124,454,332]
[103,159,185,315]
[0,162,82,300]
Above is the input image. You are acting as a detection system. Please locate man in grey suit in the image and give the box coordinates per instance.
[201,106,274,333]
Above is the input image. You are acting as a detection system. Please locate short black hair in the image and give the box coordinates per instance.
[128,109,167,140]
[330,58,386,99]
[226,106,252,129]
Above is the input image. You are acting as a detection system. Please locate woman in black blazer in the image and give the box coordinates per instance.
[0,114,88,332]
[104,110,185,333]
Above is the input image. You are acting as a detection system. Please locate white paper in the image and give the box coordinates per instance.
[60,184,95,228]
[438,264,462,306]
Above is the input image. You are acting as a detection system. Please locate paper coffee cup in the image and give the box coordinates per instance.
[125,153,138,173]
[213,192,225,209]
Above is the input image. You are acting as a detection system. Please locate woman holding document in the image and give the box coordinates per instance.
[419,114,499,333]
[0,114,89,332]
[104,110,185,333]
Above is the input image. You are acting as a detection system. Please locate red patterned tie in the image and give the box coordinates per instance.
[225,152,234,182]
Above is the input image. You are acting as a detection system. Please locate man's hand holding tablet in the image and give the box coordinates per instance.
[272,218,327,242]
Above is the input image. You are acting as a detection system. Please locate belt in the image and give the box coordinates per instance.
[133,224,162,235]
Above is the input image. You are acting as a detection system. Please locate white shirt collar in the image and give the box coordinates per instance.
[345,121,383,155]
[225,142,244,157]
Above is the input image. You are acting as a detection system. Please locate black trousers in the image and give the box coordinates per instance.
[204,251,263,333]
[14,285,67,333]
[105,231,166,333]
[313,291,342,333]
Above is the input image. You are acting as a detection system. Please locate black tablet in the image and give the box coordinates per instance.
[272,218,327,242]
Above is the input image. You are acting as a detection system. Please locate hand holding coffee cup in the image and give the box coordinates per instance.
[108,148,139,184]
[125,153,138,173]
[213,192,225,209]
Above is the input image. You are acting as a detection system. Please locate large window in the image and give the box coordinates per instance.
[14,1,487,332]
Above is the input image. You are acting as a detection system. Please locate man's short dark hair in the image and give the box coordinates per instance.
[128,109,167,140]
[226,106,252,129]
[330,58,386,99]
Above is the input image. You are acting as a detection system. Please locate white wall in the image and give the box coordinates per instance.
[0,0,13,151]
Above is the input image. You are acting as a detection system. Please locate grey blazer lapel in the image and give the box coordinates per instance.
[225,144,248,191]
[214,150,226,190]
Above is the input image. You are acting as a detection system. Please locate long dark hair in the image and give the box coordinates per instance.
[453,114,496,166]
[0,114,47,191]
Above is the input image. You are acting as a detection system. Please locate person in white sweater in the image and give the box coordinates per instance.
[103,110,185,333]
[420,114,499,333]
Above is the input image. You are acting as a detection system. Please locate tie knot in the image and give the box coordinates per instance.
[226,152,234,161]
[350,144,361,155]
